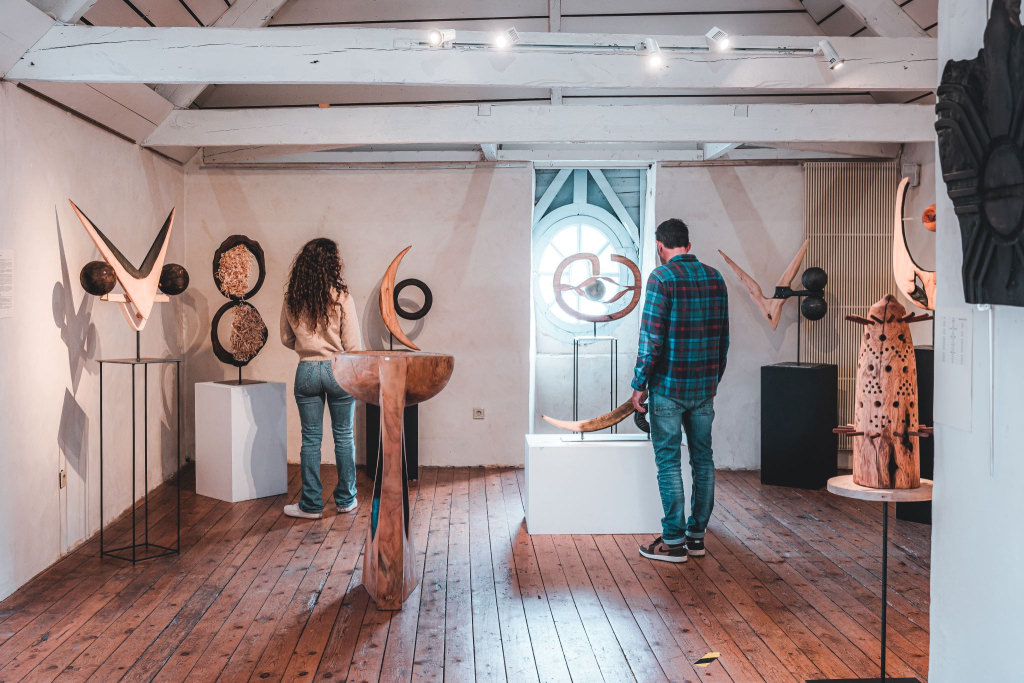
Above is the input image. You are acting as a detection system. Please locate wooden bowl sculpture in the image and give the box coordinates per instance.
[331,351,454,609]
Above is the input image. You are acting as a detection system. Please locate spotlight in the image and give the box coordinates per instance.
[427,28,456,48]
[494,26,520,49]
[639,38,663,70]
[818,39,844,70]
[704,26,730,51]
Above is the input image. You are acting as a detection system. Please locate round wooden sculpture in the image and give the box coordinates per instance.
[839,295,933,489]
[552,252,642,323]
[211,235,268,369]
[331,351,454,610]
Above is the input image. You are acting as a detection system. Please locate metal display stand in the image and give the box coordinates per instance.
[99,333,182,564]
[811,475,933,683]
[572,324,618,438]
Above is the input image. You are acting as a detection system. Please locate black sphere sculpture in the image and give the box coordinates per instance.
[159,263,190,295]
[801,267,828,292]
[801,296,828,321]
[80,261,116,296]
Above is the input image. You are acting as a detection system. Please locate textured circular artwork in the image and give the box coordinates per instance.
[211,235,267,370]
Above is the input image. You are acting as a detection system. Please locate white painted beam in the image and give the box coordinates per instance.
[153,0,290,109]
[0,0,53,77]
[497,147,704,162]
[771,141,901,158]
[9,26,936,92]
[703,142,740,160]
[205,149,486,165]
[144,103,937,148]
[27,0,96,23]
[480,143,498,161]
[840,0,927,37]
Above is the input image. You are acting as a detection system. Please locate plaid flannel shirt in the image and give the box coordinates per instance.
[631,254,730,402]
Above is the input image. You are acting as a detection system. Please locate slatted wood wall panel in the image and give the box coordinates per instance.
[803,161,898,448]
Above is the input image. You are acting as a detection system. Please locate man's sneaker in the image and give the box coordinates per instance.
[337,500,359,514]
[638,536,688,563]
[685,537,706,557]
[283,503,322,519]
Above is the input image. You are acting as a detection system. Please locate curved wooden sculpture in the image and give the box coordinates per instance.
[70,200,178,332]
[718,240,808,330]
[892,177,937,311]
[380,246,420,350]
[332,351,454,609]
[552,252,642,323]
[835,295,933,489]
[542,399,635,433]
[936,0,1024,306]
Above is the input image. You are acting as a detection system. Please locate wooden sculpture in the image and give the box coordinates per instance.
[835,295,933,489]
[892,177,937,310]
[543,399,636,433]
[936,0,1024,306]
[380,246,421,350]
[70,200,184,332]
[552,252,642,323]
[718,240,808,330]
[211,235,268,370]
[332,351,454,609]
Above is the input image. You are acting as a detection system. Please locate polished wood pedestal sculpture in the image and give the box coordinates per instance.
[332,351,454,609]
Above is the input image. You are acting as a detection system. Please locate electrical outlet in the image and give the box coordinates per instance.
[59,469,67,489]
[472,408,485,420]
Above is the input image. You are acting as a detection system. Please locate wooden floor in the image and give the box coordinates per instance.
[0,466,931,682]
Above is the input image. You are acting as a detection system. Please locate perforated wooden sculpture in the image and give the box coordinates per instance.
[835,295,933,489]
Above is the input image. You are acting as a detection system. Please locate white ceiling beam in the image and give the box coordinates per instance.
[840,0,927,37]
[0,0,54,77]
[498,147,704,162]
[480,143,498,161]
[703,142,740,160]
[8,26,936,92]
[144,103,937,148]
[153,0,291,109]
[205,149,486,165]
[26,0,97,23]
[770,141,901,158]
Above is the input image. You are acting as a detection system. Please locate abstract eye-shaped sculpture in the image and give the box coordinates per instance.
[552,252,642,323]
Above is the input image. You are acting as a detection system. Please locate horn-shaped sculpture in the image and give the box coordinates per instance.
[380,246,420,350]
[718,240,809,330]
[543,399,636,433]
[892,177,937,310]
[70,200,185,332]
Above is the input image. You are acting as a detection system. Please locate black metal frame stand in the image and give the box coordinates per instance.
[572,326,618,439]
[99,343,182,564]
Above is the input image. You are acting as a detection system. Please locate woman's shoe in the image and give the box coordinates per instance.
[284,503,322,519]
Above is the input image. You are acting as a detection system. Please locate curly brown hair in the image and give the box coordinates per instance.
[286,238,349,331]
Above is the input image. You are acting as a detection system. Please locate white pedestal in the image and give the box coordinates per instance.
[195,380,287,503]
[524,433,690,535]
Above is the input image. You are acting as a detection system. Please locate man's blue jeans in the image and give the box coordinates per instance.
[294,360,357,513]
[649,391,716,545]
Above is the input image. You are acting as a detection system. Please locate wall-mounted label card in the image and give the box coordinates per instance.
[935,306,973,431]
[0,250,13,319]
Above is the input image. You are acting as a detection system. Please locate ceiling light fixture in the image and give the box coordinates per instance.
[705,27,730,51]
[818,39,844,69]
[494,26,520,49]
[639,38,663,70]
[427,28,457,48]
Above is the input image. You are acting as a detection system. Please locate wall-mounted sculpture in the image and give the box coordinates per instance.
[719,241,828,330]
[211,236,267,377]
[332,351,454,609]
[936,0,1024,306]
[892,177,937,311]
[381,246,435,350]
[552,252,642,323]
[835,295,933,489]
[70,200,188,332]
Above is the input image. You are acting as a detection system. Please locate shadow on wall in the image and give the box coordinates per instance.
[174,287,217,462]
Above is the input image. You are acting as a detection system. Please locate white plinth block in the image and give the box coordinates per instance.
[195,381,287,503]
[524,433,690,535]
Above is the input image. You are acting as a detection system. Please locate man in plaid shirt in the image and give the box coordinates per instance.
[632,218,729,564]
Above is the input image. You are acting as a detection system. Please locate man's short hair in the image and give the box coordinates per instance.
[656,218,690,249]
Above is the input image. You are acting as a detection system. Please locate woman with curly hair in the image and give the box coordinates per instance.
[281,238,362,518]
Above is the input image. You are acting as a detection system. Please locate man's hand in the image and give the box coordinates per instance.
[632,389,648,413]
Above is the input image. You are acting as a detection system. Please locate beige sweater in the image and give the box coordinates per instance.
[280,291,362,361]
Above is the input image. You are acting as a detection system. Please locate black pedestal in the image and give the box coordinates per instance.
[897,347,934,524]
[761,363,838,489]
[365,403,418,481]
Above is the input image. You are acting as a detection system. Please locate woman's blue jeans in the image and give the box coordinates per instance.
[649,391,716,545]
[294,360,357,513]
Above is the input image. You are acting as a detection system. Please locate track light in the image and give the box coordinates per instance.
[639,38,663,70]
[494,26,520,49]
[704,26,730,51]
[427,28,456,48]
[818,39,844,70]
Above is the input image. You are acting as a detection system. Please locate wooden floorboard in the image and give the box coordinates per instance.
[0,466,931,682]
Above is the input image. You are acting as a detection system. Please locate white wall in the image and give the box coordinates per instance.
[183,165,532,467]
[0,83,185,600]
[929,1,1024,680]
